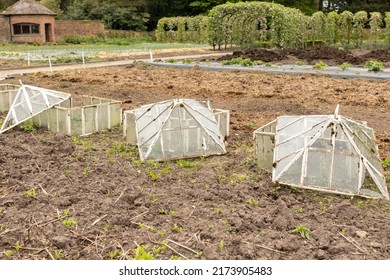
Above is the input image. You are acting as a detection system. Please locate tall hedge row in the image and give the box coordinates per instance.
[155,2,390,49]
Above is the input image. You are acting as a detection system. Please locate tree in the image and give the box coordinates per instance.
[67,0,149,30]
[338,0,390,13]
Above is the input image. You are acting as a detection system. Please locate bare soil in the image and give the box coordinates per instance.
[217,45,390,66]
[0,62,389,260]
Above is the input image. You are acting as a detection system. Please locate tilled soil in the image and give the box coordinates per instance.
[0,64,389,260]
[217,45,390,66]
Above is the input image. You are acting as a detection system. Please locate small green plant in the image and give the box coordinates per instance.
[166,58,178,63]
[131,244,154,260]
[294,225,311,239]
[159,230,166,238]
[176,159,195,168]
[364,60,383,72]
[25,188,37,198]
[63,169,71,175]
[173,224,183,233]
[0,207,4,215]
[62,218,77,227]
[82,167,91,175]
[295,60,304,65]
[14,241,22,252]
[169,210,175,216]
[339,62,352,70]
[245,198,259,206]
[170,255,182,260]
[103,224,110,232]
[4,250,14,258]
[314,61,328,70]
[240,58,254,67]
[53,250,63,260]
[215,207,222,214]
[137,222,145,229]
[0,224,5,232]
[183,58,192,64]
[147,160,160,169]
[254,60,264,65]
[21,119,36,132]
[108,250,121,260]
[382,158,390,168]
[149,171,158,180]
[60,208,69,216]
[219,239,225,251]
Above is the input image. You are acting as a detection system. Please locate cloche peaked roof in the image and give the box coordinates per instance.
[1,0,56,16]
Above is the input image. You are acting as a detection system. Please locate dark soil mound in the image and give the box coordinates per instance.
[218,48,287,62]
[360,49,390,63]
[285,45,357,64]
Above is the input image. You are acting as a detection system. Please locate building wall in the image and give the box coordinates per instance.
[55,20,105,41]
[10,15,55,43]
[0,16,11,43]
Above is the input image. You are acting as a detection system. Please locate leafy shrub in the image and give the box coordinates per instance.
[314,61,328,69]
[364,60,384,72]
[294,225,311,239]
[339,62,352,70]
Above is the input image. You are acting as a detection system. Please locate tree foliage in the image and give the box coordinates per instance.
[155,16,208,43]
[66,0,149,30]
[207,2,308,49]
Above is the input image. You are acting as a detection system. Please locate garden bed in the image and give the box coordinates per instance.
[0,63,389,260]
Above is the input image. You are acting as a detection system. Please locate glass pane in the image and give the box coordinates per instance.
[83,107,96,135]
[70,108,82,135]
[22,25,30,34]
[31,25,39,34]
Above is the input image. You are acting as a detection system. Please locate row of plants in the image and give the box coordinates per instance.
[155,2,390,50]
[155,16,208,44]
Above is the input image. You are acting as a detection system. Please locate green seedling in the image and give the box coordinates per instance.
[170,256,182,260]
[108,250,121,260]
[314,61,328,70]
[245,198,259,206]
[294,225,311,239]
[173,224,183,233]
[131,244,154,260]
[183,58,192,64]
[25,188,37,198]
[0,224,5,232]
[295,60,304,65]
[215,207,222,214]
[149,171,158,180]
[62,218,77,227]
[21,119,36,132]
[159,230,166,238]
[169,210,175,216]
[382,158,390,168]
[4,251,14,258]
[176,159,195,168]
[137,222,145,229]
[53,250,63,260]
[0,208,4,215]
[339,62,352,70]
[14,241,22,252]
[103,224,110,232]
[147,160,160,169]
[63,169,71,175]
[82,167,91,175]
[166,58,178,63]
[62,209,70,216]
[364,60,383,72]
[219,239,225,251]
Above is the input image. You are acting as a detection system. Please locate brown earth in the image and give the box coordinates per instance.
[217,45,390,66]
[0,63,389,260]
